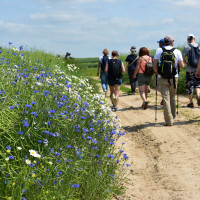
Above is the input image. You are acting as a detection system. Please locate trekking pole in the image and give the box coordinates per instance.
[176,65,180,115]
[155,74,158,122]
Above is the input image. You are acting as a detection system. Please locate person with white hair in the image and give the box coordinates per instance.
[182,34,200,108]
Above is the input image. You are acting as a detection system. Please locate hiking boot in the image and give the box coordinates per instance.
[143,101,148,110]
[187,102,194,108]
[164,123,173,126]
[160,99,164,105]
[197,96,200,106]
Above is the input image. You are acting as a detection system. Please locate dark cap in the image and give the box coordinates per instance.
[164,35,174,45]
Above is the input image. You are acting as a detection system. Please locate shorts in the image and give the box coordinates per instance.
[186,72,200,94]
[138,73,152,86]
[108,78,122,86]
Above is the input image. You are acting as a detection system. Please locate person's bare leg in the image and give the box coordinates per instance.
[139,85,147,103]
[109,85,115,105]
[114,84,121,108]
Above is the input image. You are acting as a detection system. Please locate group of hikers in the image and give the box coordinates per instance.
[97,34,200,126]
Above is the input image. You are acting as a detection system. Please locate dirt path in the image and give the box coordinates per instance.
[102,83,200,200]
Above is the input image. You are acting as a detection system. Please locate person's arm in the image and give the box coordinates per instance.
[153,59,159,75]
[177,60,184,69]
[97,60,101,76]
[195,59,200,78]
[104,61,108,73]
[121,61,126,73]
[183,56,188,65]
[133,58,141,78]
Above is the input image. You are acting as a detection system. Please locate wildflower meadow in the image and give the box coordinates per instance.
[0,44,129,200]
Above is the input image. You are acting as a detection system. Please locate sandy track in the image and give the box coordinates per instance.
[110,87,200,200]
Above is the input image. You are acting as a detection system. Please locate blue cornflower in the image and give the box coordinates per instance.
[49,110,55,113]
[110,174,115,178]
[8,42,12,45]
[9,156,14,159]
[107,154,114,159]
[72,184,79,188]
[6,145,11,150]
[66,145,72,149]
[31,112,38,117]
[124,154,129,160]
[18,131,23,135]
[55,152,60,156]
[119,150,124,153]
[25,104,32,108]
[97,171,102,175]
[124,163,130,167]
[44,131,49,134]
[37,60,40,63]
[9,106,15,109]
[31,102,36,105]
[92,146,98,150]
[38,140,43,144]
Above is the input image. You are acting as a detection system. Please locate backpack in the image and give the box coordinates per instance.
[188,44,200,68]
[101,55,109,71]
[158,47,177,79]
[108,59,122,80]
[142,57,154,76]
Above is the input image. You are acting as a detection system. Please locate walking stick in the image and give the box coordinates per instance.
[176,65,180,115]
[155,74,158,122]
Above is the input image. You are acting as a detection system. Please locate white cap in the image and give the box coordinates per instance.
[187,34,195,40]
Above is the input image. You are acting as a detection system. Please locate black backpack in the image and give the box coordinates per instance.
[188,44,200,68]
[158,47,177,79]
[108,59,122,80]
[101,56,109,71]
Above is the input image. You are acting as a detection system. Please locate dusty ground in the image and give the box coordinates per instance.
[102,82,200,200]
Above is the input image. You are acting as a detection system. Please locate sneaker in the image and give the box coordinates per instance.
[104,90,108,97]
[114,108,118,112]
[160,99,164,105]
[197,96,200,106]
[143,101,148,110]
[187,102,194,108]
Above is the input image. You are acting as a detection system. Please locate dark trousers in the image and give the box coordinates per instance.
[128,67,138,92]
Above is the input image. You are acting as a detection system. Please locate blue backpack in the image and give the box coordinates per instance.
[188,44,200,68]
[101,56,109,71]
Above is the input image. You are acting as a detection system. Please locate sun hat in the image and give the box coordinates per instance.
[130,46,136,51]
[157,39,164,45]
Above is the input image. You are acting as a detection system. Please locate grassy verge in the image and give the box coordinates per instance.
[0,47,129,200]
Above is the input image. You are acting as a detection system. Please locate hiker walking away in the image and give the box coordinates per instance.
[182,34,200,107]
[133,47,153,110]
[154,39,165,105]
[97,49,111,96]
[105,50,125,111]
[153,35,184,126]
[65,52,71,59]
[125,46,139,95]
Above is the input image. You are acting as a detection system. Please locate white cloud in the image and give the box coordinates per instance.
[0,20,30,32]
[161,18,175,25]
[173,0,200,8]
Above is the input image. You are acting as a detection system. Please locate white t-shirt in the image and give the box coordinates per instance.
[154,46,183,77]
[99,56,111,63]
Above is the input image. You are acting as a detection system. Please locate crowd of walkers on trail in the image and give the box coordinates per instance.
[97,34,200,126]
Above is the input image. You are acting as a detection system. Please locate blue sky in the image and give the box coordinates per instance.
[0,0,200,58]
